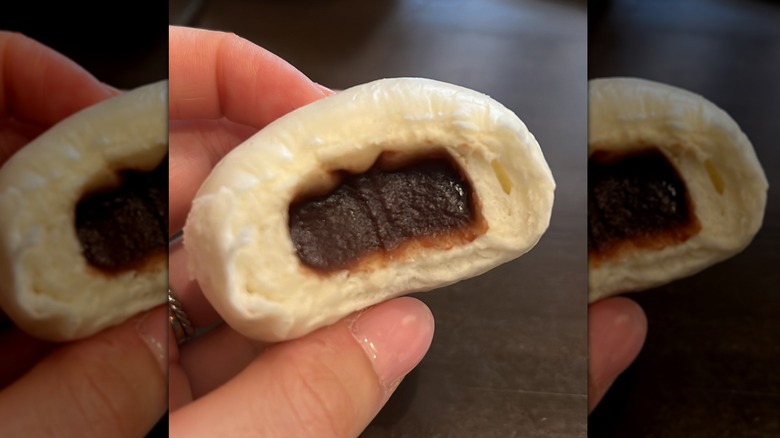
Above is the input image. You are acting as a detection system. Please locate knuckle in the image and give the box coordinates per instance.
[61,344,135,437]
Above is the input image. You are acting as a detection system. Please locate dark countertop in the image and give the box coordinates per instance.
[174,0,589,436]
[588,0,780,436]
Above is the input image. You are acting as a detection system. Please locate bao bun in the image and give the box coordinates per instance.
[0,81,168,341]
[588,77,767,302]
[185,78,555,342]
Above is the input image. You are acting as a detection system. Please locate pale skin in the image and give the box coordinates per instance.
[0,31,167,437]
[588,297,647,413]
[0,28,647,437]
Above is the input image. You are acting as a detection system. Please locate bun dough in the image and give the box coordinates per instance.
[588,77,767,302]
[185,77,555,342]
[0,81,168,341]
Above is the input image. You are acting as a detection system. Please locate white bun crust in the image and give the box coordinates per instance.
[0,81,168,341]
[588,77,767,302]
[185,77,555,342]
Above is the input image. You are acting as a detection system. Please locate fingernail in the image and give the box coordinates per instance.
[102,82,122,96]
[350,297,435,391]
[314,83,336,96]
[136,306,168,376]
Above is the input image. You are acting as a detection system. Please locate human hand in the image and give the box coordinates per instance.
[0,32,118,162]
[167,26,435,437]
[0,32,167,436]
[588,296,647,413]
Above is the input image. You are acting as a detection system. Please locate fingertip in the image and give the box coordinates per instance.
[349,297,435,392]
[588,297,648,413]
[135,306,169,375]
[591,296,647,335]
[2,31,112,127]
[101,83,122,96]
[314,83,337,96]
[170,297,436,437]
[169,26,328,128]
[597,296,648,344]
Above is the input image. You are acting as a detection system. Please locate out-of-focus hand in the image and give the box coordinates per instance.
[0,31,167,437]
[588,296,647,413]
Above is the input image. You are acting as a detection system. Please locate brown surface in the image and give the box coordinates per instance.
[589,0,780,436]
[175,0,589,436]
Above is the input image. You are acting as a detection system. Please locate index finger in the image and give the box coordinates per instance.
[0,32,115,161]
[0,32,115,128]
[168,26,329,129]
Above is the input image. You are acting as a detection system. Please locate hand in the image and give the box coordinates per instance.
[588,296,647,413]
[167,26,435,437]
[0,32,167,436]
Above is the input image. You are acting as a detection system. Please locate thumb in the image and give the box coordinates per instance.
[0,306,167,437]
[170,297,435,438]
[588,297,647,413]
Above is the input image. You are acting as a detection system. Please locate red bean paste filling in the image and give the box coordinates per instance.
[76,156,168,272]
[588,148,699,260]
[289,153,479,271]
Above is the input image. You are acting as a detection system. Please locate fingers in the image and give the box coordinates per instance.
[170,297,434,438]
[168,118,257,235]
[588,297,647,413]
[0,118,44,165]
[167,25,333,234]
[168,26,330,128]
[177,324,268,402]
[0,31,115,129]
[168,240,223,328]
[168,351,192,412]
[1,30,163,436]
[0,327,54,390]
[168,313,193,412]
[0,306,167,437]
[0,31,115,163]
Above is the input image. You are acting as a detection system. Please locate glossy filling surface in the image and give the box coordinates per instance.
[76,156,168,272]
[289,153,482,271]
[588,148,699,261]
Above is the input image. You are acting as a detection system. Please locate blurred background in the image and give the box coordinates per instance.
[589,0,780,436]
[170,0,588,436]
[0,2,167,89]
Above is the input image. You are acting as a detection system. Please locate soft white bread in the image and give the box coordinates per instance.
[185,77,555,342]
[0,81,168,341]
[588,77,767,302]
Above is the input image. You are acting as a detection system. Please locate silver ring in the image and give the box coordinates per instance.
[169,289,195,345]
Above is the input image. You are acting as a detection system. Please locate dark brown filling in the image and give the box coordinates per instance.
[588,148,700,261]
[76,156,168,273]
[289,152,483,272]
